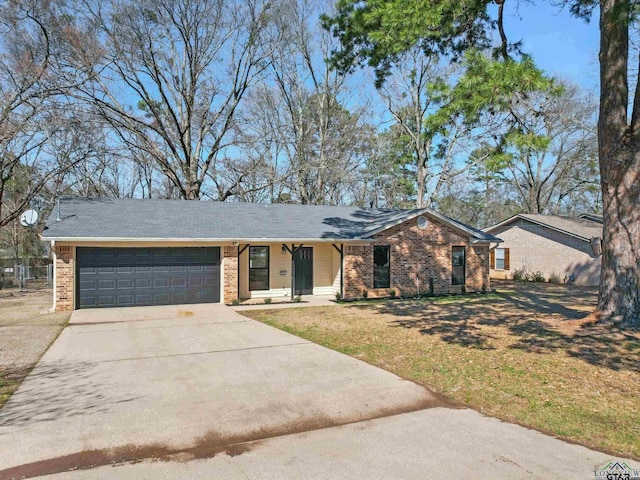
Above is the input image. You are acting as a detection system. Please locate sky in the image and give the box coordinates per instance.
[501,1,600,93]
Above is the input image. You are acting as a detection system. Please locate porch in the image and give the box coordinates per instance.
[237,242,345,301]
[231,294,338,309]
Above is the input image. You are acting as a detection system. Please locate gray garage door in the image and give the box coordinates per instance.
[76,247,220,309]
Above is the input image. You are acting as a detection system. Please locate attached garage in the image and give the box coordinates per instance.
[76,247,221,308]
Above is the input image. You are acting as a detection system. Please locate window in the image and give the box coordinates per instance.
[373,246,390,288]
[452,246,466,286]
[491,248,510,270]
[249,246,269,291]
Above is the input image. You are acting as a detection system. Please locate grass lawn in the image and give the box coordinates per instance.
[0,289,69,409]
[243,281,640,459]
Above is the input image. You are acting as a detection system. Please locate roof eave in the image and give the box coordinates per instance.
[484,214,593,242]
[39,236,375,244]
[363,208,495,242]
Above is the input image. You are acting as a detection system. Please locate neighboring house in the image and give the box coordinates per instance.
[40,197,499,311]
[483,214,603,286]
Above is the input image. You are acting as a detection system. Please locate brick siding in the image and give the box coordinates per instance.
[223,245,239,303]
[488,220,600,285]
[344,217,490,299]
[55,245,74,312]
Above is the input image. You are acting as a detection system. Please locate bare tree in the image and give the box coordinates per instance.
[76,0,278,200]
[0,0,92,227]
[502,84,599,215]
[246,0,373,205]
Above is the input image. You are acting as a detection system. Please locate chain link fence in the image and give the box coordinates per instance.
[1,263,52,290]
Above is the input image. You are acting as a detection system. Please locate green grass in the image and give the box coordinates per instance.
[0,375,20,406]
[244,284,640,459]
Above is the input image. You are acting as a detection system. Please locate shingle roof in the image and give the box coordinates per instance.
[41,197,499,242]
[485,213,603,241]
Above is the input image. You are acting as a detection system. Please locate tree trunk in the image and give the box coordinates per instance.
[596,0,640,327]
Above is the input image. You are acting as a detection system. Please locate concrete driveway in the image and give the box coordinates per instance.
[0,303,439,478]
[0,304,630,479]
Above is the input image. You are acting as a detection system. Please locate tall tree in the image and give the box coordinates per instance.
[245,0,373,205]
[0,0,91,227]
[324,0,639,327]
[76,0,277,200]
[375,52,450,208]
[589,0,639,325]
[499,85,598,215]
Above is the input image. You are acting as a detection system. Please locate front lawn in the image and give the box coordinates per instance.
[243,281,640,459]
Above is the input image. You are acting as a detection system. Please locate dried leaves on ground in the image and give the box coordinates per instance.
[0,290,69,408]
[244,281,640,459]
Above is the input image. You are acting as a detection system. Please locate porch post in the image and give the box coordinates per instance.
[340,243,344,299]
[291,244,295,301]
[332,243,345,300]
[236,244,249,301]
[281,244,298,301]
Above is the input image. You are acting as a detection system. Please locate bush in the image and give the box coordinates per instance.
[231,298,241,306]
[512,267,527,282]
[512,263,547,283]
[389,288,396,299]
[361,289,368,299]
[460,285,466,294]
[531,271,546,282]
[264,297,272,304]
[293,295,302,303]
[334,292,342,302]
[548,273,561,284]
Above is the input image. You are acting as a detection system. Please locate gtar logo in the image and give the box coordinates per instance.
[595,461,640,480]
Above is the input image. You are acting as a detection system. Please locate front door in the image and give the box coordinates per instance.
[294,247,313,295]
[451,246,466,286]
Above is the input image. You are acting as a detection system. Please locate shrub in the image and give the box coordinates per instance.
[389,288,396,299]
[548,272,561,284]
[512,262,546,283]
[460,285,466,294]
[334,292,342,302]
[231,298,241,306]
[512,267,527,282]
[531,271,546,282]
[361,289,368,299]
[293,295,302,303]
[264,297,272,304]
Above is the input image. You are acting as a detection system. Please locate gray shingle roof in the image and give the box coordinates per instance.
[41,197,499,242]
[485,213,603,241]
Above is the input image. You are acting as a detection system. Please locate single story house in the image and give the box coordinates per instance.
[41,197,500,311]
[483,213,603,285]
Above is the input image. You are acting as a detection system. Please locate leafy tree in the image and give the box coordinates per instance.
[324,0,639,327]
[325,3,558,210]
[362,123,417,208]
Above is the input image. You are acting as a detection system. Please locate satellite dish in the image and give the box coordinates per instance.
[20,209,39,227]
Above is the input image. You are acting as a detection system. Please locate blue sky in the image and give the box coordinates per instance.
[502,1,600,93]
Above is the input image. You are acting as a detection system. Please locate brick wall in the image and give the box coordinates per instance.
[488,221,600,285]
[55,245,74,312]
[343,217,490,300]
[223,245,238,303]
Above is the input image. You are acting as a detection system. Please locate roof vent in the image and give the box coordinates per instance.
[417,216,428,229]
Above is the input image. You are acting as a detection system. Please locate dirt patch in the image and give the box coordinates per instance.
[0,290,69,410]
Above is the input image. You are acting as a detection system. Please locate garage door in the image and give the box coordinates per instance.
[76,247,220,309]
